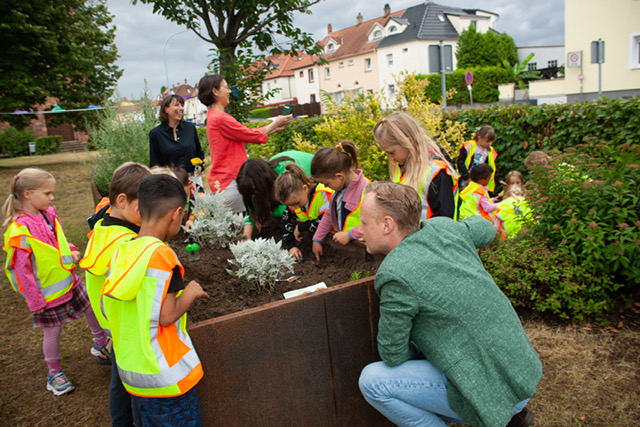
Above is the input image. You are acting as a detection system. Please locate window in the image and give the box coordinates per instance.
[267,82,271,91]
[327,43,335,52]
[548,60,558,68]
[299,71,304,78]
[402,48,408,53]
[388,25,397,34]
[373,30,383,40]
[339,62,344,68]
[387,53,393,66]
[470,20,477,29]
[388,84,396,100]
[325,67,331,79]
[308,69,315,83]
[348,59,354,66]
[630,32,640,69]
[310,94,317,103]
[365,58,372,71]
[528,62,537,71]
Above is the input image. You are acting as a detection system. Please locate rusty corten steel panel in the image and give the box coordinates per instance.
[188,278,391,427]
[189,296,335,426]
[324,278,392,427]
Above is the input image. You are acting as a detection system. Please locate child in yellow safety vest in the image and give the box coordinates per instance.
[79,162,150,424]
[373,112,459,219]
[274,163,334,261]
[458,164,500,221]
[311,140,370,261]
[494,184,532,240]
[457,125,503,194]
[2,168,110,396]
[102,174,209,425]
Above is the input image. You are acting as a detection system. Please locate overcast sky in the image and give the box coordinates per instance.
[106,0,564,99]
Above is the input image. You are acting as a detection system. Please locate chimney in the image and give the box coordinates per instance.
[357,13,363,24]
[327,23,333,34]
[384,3,390,17]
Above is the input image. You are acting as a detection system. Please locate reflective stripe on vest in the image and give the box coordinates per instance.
[292,184,333,222]
[339,178,370,232]
[459,181,495,221]
[3,220,75,302]
[462,141,498,192]
[496,197,531,239]
[103,238,202,397]
[393,159,459,220]
[80,220,137,331]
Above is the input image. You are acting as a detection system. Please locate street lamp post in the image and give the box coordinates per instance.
[163,29,190,90]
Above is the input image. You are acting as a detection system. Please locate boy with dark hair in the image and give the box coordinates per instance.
[458,163,499,221]
[80,162,151,425]
[102,174,209,426]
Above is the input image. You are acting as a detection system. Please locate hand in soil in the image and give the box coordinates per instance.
[289,246,303,261]
[332,231,350,245]
[312,241,323,261]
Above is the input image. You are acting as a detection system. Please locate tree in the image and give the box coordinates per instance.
[133,0,323,119]
[501,53,542,89]
[0,0,122,128]
[456,26,518,69]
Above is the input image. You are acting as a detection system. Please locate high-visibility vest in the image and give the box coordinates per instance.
[79,219,137,330]
[333,178,370,233]
[102,236,203,398]
[459,181,495,221]
[496,196,532,239]
[3,219,75,303]
[462,140,498,192]
[290,183,333,222]
[393,158,459,220]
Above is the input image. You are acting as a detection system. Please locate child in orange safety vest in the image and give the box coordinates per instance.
[102,174,209,425]
[79,162,150,424]
[2,168,110,396]
[458,163,500,221]
[274,162,333,261]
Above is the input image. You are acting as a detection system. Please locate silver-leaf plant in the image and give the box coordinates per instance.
[184,192,245,248]
[227,237,296,292]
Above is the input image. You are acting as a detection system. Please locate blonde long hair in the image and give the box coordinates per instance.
[2,168,55,226]
[373,111,456,192]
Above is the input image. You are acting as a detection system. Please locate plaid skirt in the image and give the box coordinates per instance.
[32,284,91,328]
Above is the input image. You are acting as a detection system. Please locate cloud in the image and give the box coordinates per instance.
[107,0,564,98]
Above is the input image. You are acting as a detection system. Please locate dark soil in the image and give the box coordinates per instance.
[172,226,382,324]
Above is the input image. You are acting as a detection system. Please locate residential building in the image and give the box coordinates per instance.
[260,53,316,106]
[292,1,499,107]
[161,80,206,123]
[517,45,565,78]
[291,55,322,104]
[564,0,640,101]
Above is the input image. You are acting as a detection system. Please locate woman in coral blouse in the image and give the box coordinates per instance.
[197,74,291,212]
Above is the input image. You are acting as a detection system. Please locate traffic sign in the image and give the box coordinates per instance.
[465,70,473,85]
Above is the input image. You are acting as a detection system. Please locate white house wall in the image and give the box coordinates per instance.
[262,77,296,105]
[319,53,381,100]
[517,46,565,69]
[293,67,321,104]
[376,39,457,99]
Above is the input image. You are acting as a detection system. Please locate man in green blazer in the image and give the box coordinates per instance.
[358,182,542,427]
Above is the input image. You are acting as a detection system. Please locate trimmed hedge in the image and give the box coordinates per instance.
[443,97,640,176]
[419,66,513,105]
[0,127,35,157]
[34,135,63,155]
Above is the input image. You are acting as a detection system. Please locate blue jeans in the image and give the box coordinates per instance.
[131,387,202,427]
[110,350,140,427]
[359,360,528,427]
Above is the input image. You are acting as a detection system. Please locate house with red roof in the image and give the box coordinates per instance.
[261,53,318,106]
[291,1,498,106]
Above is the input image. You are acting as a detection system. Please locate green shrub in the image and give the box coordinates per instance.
[34,135,62,155]
[480,234,618,320]
[87,98,157,195]
[0,127,35,157]
[525,141,640,286]
[249,107,271,119]
[419,66,512,105]
[444,97,640,176]
[196,126,210,158]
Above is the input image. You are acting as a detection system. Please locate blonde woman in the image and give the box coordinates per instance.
[373,112,459,219]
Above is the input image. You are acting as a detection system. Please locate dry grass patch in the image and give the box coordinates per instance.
[0,153,638,426]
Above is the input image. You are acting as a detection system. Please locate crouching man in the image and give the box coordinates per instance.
[358,181,542,427]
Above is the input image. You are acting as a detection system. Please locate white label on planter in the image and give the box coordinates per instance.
[283,282,327,299]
